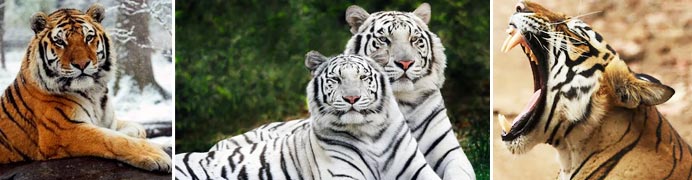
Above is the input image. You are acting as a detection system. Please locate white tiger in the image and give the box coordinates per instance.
[210,3,475,179]
[175,52,440,180]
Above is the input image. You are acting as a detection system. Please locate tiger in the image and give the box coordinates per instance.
[0,4,171,172]
[176,52,441,180]
[209,3,475,179]
[497,1,692,179]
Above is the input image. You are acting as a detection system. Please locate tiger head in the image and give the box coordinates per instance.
[344,3,446,94]
[306,51,397,135]
[25,4,113,93]
[498,1,674,154]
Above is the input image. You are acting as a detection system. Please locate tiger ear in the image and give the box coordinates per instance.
[604,60,675,108]
[30,12,48,34]
[86,3,105,23]
[305,50,328,75]
[368,48,389,67]
[345,5,369,34]
[413,3,431,24]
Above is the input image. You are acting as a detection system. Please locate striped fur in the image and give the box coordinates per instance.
[210,4,475,179]
[176,53,440,180]
[0,4,170,172]
[498,1,691,179]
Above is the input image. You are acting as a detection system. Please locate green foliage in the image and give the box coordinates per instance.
[175,0,489,178]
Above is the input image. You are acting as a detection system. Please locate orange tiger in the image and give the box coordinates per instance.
[0,4,170,172]
[498,1,692,179]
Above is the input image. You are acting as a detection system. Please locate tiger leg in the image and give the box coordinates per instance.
[114,119,147,138]
[38,123,171,172]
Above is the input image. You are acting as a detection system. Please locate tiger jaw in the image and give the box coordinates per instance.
[58,75,97,91]
[390,77,415,92]
[498,24,549,144]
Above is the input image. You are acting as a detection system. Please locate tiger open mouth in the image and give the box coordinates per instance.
[498,25,549,141]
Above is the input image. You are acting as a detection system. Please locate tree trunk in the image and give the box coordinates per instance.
[0,0,5,69]
[114,0,170,99]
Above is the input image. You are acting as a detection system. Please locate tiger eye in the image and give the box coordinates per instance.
[377,36,388,42]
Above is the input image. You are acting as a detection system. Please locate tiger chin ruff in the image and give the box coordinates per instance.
[0,4,170,172]
[498,1,692,179]
[175,52,440,180]
[210,3,475,179]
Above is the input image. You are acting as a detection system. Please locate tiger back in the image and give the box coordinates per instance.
[497,1,692,179]
[176,52,440,180]
[0,4,170,172]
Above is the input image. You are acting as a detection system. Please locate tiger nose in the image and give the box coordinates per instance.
[71,61,90,70]
[342,96,361,104]
[395,60,414,71]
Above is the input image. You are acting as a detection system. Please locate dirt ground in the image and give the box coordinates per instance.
[493,0,692,179]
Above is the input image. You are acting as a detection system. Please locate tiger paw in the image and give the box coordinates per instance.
[123,143,172,172]
[117,120,147,138]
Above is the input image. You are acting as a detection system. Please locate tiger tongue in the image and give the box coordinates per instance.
[510,89,542,127]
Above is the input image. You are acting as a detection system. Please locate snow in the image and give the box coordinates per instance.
[0,49,173,145]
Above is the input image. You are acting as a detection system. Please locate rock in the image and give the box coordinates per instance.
[142,121,173,138]
[0,142,172,179]
[0,157,171,180]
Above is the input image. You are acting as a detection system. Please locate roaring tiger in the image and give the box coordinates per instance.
[497,1,692,179]
[0,4,170,172]
[176,52,440,180]
[210,3,475,179]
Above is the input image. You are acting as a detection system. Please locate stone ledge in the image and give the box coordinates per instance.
[0,157,171,180]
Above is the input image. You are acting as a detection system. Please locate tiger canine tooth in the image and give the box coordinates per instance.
[498,114,511,133]
[501,28,523,53]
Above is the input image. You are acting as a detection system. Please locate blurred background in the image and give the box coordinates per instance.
[493,0,692,179]
[0,0,173,143]
[175,0,489,178]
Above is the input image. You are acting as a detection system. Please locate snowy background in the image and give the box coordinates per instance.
[0,0,173,146]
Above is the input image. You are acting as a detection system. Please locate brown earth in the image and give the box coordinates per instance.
[493,0,692,179]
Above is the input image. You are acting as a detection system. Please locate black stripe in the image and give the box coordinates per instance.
[6,84,37,130]
[182,153,200,180]
[412,106,444,133]
[1,96,32,136]
[570,150,600,179]
[410,164,427,180]
[237,166,248,180]
[54,107,84,124]
[584,110,644,179]
[353,35,362,54]
[424,128,452,156]
[546,119,564,145]
[434,146,461,170]
[101,35,112,71]
[543,94,561,133]
[656,110,663,151]
[13,82,36,119]
[315,133,375,178]
[258,145,272,180]
[278,139,292,180]
[332,155,365,178]
[328,169,358,179]
[396,142,417,179]
[38,41,57,77]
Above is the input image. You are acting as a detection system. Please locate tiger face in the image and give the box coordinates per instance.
[345,3,446,93]
[498,1,620,153]
[306,51,390,127]
[28,5,113,92]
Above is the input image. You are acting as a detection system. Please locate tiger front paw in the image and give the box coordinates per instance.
[117,120,147,138]
[124,143,172,172]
